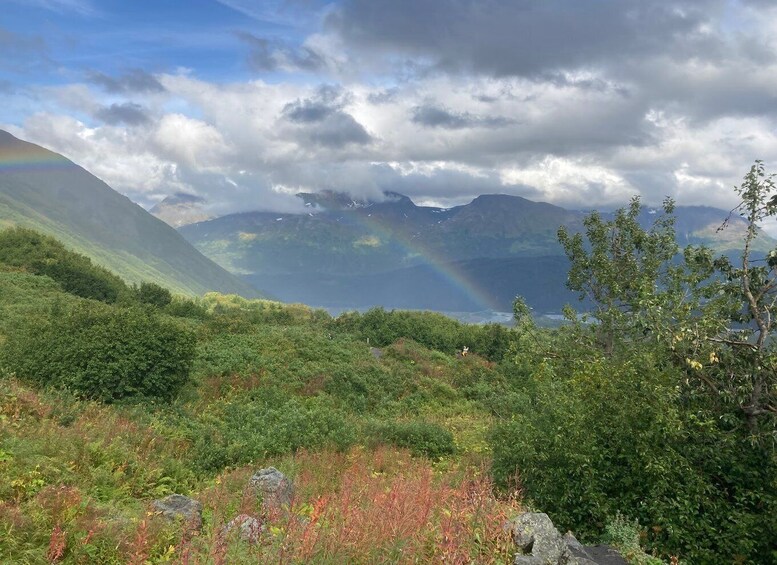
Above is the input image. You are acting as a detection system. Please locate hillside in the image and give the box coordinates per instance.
[0,130,258,297]
[1,220,774,563]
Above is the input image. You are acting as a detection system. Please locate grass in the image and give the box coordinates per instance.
[0,265,523,563]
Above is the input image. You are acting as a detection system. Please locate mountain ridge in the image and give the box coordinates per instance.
[0,130,259,297]
[178,189,766,312]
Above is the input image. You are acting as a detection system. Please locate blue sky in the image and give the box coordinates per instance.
[0,0,317,86]
[2,0,777,217]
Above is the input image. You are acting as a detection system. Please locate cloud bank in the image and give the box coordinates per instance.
[2,0,777,217]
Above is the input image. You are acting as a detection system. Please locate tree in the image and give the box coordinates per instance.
[135,281,173,308]
[492,162,777,561]
[557,166,777,438]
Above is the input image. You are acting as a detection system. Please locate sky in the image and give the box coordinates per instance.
[2,0,777,216]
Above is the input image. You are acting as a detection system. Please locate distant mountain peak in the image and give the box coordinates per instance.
[150,192,212,228]
[297,190,416,211]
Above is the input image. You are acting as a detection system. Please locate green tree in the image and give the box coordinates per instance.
[135,281,173,308]
[0,227,127,303]
[493,162,777,561]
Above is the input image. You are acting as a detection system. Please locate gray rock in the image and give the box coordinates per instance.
[564,532,586,553]
[224,514,264,543]
[249,467,294,507]
[370,347,383,359]
[152,494,203,531]
[575,545,628,565]
[510,512,570,564]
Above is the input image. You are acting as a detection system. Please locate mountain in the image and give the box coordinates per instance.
[0,130,258,297]
[150,192,212,227]
[179,190,769,313]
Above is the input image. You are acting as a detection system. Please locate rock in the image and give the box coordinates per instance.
[249,467,294,507]
[152,494,203,531]
[564,532,586,553]
[574,545,628,565]
[224,514,264,543]
[510,512,570,565]
[509,513,628,565]
[370,347,383,359]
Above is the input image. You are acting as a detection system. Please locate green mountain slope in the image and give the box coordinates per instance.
[0,130,258,297]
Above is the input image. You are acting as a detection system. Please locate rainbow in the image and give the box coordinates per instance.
[347,210,500,312]
[0,139,76,175]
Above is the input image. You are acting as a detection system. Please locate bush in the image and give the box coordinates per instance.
[186,392,357,471]
[332,307,512,361]
[135,281,172,308]
[2,302,196,402]
[489,351,777,561]
[0,227,128,303]
[366,420,455,459]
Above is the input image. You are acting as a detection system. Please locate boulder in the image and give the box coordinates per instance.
[509,513,626,565]
[152,494,203,531]
[224,514,263,543]
[510,512,570,564]
[249,467,294,507]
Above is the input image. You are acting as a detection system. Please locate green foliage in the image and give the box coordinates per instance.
[332,307,512,361]
[490,351,777,560]
[0,227,128,303]
[365,420,455,459]
[185,392,357,472]
[134,281,172,307]
[2,302,196,402]
[494,163,777,562]
[602,514,663,565]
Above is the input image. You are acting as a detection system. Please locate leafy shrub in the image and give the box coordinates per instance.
[332,307,512,361]
[602,514,662,565]
[2,302,196,402]
[134,281,172,308]
[187,392,357,472]
[0,227,127,303]
[365,420,455,459]
[164,296,208,319]
[490,351,777,561]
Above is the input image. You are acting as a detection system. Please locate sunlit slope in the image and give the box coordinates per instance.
[0,130,259,297]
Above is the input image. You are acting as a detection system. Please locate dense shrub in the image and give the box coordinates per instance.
[490,349,777,562]
[134,281,172,308]
[366,420,456,459]
[332,307,512,361]
[2,302,196,402]
[0,227,127,303]
[186,392,357,471]
[164,296,208,319]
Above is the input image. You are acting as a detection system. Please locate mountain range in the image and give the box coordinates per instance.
[1,129,763,313]
[0,130,258,297]
[177,190,762,313]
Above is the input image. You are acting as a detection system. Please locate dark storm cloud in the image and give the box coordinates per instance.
[237,32,324,72]
[327,0,729,78]
[87,69,165,94]
[411,105,513,129]
[95,102,150,125]
[282,86,372,147]
[284,99,333,123]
